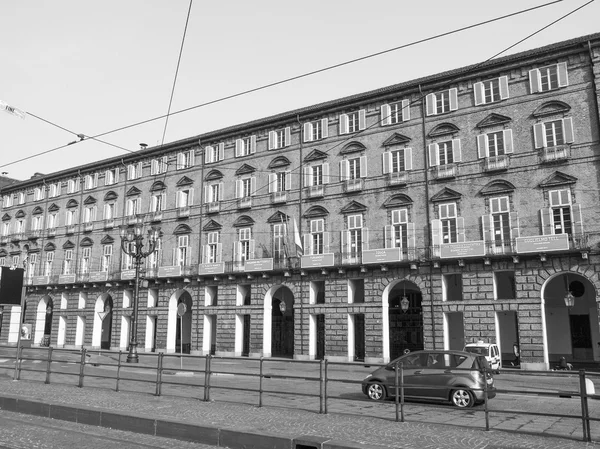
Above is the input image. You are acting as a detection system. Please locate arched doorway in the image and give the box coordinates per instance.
[34,296,53,346]
[543,272,599,366]
[167,289,192,354]
[92,294,113,350]
[388,281,424,361]
[271,286,294,358]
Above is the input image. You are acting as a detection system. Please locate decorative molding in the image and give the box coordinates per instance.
[173,224,193,235]
[100,235,114,245]
[80,237,94,247]
[62,240,75,249]
[176,176,194,187]
[15,210,26,218]
[339,141,367,155]
[382,133,411,147]
[340,200,367,214]
[2,213,11,221]
[479,180,516,196]
[205,170,224,181]
[233,215,255,227]
[83,196,97,205]
[539,171,577,188]
[304,149,328,162]
[203,219,222,231]
[428,123,460,138]
[235,164,256,176]
[383,194,413,209]
[303,205,329,218]
[48,203,60,212]
[66,199,78,209]
[104,191,118,201]
[532,101,571,118]
[430,187,462,202]
[43,242,56,252]
[476,113,512,129]
[150,181,167,192]
[268,156,291,169]
[267,211,289,223]
[32,206,44,215]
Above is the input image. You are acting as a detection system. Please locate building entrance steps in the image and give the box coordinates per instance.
[0,377,597,449]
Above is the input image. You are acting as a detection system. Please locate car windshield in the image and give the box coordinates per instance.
[464,347,487,355]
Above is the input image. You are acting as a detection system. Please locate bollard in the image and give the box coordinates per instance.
[319,359,325,414]
[116,351,122,392]
[203,354,211,402]
[45,346,53,384]
[323,359,328,414]
[394,362,399,422]
[16,346,24,381]
[78,348,86,388]
[400,362,405,422]
[579,369,591,442]
[483,365,490,431]
[258,357,264,408]
[155,352,163,396]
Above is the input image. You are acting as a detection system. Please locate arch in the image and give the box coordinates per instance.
[32,206,44,215]
[479,180,516,196]
[66,199,78,209]
[167,289,193,353]
[33,295,53,346]
[233,215,255,227]
[15,210,26,219]
[43,242,56,252]
[267,156,291,169]
[80,237,94,247]
[532,100,571,118]
[150,180,167,191]
[205,170,224,181]
[104,191,118,201]
[383,194,413,209]
[92,293,113,349]
[540,270,599,369]
[428,122,460,138]
[303,206,329,218]
[173,224,192,235]
[339,141,366,155]
[263,284,295,358]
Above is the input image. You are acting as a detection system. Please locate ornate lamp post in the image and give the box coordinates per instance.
[120,222,160,363]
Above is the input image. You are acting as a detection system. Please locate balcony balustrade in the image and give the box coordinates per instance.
[0,235,9,244]
[206,202,220,214]
[65,225,76,235]
[541,145,570,163]
[432,164,457,180]
[148,211,163,222]
[306,185,325,198]
[237,197,252,209]
[387,171,408,186]
[83,222,94,232]
[271,191,287,204]
[344,179,363,193]
[11,233,24,242]
[177,206,191,218]
[104,219,115,229]
[484,155,510,172]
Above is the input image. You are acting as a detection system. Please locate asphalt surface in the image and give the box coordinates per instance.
[0,349,598,449]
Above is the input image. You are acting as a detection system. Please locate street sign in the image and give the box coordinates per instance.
[97,311,109,321]
[177,303,187,317]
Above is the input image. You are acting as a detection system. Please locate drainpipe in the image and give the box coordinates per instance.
[296,115,304,357]
[587,41,600,142]
[74,170,84,282]
[419,85,437,350]
[196,140,205,352]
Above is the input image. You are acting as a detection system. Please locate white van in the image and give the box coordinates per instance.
[463,341,501,373]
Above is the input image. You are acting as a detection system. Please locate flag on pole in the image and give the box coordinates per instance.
[293,217,303,257]
[0,100,26,119]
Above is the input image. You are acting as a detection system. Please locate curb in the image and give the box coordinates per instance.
[0,394,377,449]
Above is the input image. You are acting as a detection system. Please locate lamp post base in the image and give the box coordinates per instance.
[126,343,139,363]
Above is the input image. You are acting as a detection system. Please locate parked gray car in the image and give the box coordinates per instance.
[362,350,496,408]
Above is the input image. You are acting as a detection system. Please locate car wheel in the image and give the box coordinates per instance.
[366,382,387,401]
[451,388,475,408]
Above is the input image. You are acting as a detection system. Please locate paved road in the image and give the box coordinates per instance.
[0,410,218,449]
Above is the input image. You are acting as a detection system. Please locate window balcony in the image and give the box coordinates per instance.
[339,251,363,265]
[237,197,252,209]
[148,211,163,222]
[344,178,363,193]
[206,202,220,214]
[66,225,76,235]
[127,215,143,225]
[432,164,457,180]
[271,191,287,204]
[484,155,509,172]
[83,222,94,232]
[0,235,8,244]
[177,206,190,218]
[28,230,42,240]
[58,273,76,284]
[104,219,115,229]
[11,233,24,242]
[46,228,56,238]
[306,185,325,198]
[541,145,570,163]
[387,171,408,186]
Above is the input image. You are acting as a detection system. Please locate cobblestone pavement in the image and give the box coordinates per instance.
[0,376,598,449]
[0,410,217,448]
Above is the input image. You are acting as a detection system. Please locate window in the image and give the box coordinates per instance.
[84,173,98,190]
[428,139,461,167]
[67,178,80,194]
[176,150,195,170]
[83,205,96,223]
[127,162,143,180]
[12,255,19,267]
[204,232,222,264]
[33,187,45,201]
[235,228,253,262]
[122,242,135,270]
[44,252,54,276]
[15,219,25,234]
[235,177,256,199]
[380,100,410,125]
[382,147,413,173]
[2,222,10,236]
[440,203,457,244]
[147,238,162,270]
[80,247,91,274]
[150,192,166,212]
[151,156,168,175]
[235,135,256,157]
[174,235,189,266]
[32,215,43,231]
[65,209,77,226]
[386,209,408,249]
[304,219,328,256]
[126,197,141,216]
[494,271,516,299]
[3,195,13,208]
[204,143,224,164]
[443,273,463,301]
[47,213,58,229]
[273,223,286,261]
[104,202,116,220]
[105,168,119,185]
[426,88,458,116]
[340,157,367,181]
[205,182,223,204]
[62,249,73,275]
[0,257,5,266]
[477,130,513,158]
[268,127,291,150]
[176,189,193,208]
[343,214,364,260]
[534,118,574,148]
[304,163,330,188]
[17,192,25,205]
[101,245,112,272]
[27,254,37,278]
[49,182,61,198]
[474,76,509,105]
[303,119,328,142]
[268,171,291,193]
[541,189,583,237]
[482,197,512,253]
[339,110,366,134]
[529,62,568,93]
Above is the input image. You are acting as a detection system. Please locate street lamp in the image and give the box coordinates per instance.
[120,222,160,363]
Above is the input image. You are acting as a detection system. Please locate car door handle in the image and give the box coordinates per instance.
[414,370,422,375]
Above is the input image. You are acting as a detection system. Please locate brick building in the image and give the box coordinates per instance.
[1,33,600,370]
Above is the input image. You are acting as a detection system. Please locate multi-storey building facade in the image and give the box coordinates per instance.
[1,33,600,370]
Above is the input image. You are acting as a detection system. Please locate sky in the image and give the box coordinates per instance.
[0,0,598,181]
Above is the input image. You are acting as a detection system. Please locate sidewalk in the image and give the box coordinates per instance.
[0,373,597,449]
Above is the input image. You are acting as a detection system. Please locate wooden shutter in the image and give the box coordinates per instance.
[341,231,349,259]
[380,104,391,126]
[217,143,225,161]
[268,131,276,150]
[456,217,466,242]
[510,212,520,239]
[233,242,241,262]
[322,163,330,184]
[401,99,410,121]
[361,228,369,251]
[452,139,462,162]
[215,243,222,263]
[204,183,210,203]
[268,173,276,193]
[176,153,183,169]
[384,225,394,248]
[303,123,312,142]
[481,215,492,246]
[474,82,484,105]
[406,223,415,254]
[449,88,458,111]
[382,151,391,174]
[503,129,514,153]
[533,123,545,149]
[188,189,194,206]
[304,166,312,187]
[499,76,509,99]
[249,239,255,259]
[358,109,366,130]
[529,69,541,93]
[477,134,488,158]
[189,150,195,167]
[235,180,242,199]
[572,204,583,236]
[540,208,552,235]
[321,118,329,138]
[205,146,213,163]
[339,160,349,181]
[563,117,574,143]
[339,114,349,134]
[284,127,291,146]
[303,234,312,256]
[250,135,256,154]
[323,231,330,253]
[426,94,436,116]
[250,177,256,196]
[285,171,291,190]
[235,139,243,157]
[431,219,442,246]
[428,143,439,167]
[217,183,223,201]
[557,62,568,87]
[359,156,367,178]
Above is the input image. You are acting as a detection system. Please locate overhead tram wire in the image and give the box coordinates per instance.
[0,0,565,170]
[160,0,194,146]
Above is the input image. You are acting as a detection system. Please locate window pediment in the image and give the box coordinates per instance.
[150,181,166,192]
[203,219,222,231]
[43,242,56,252]
[532,101,571,118]
[83,196,96,205]
[66,199,78,209]
[233,215,255,227]
[126,187,141,197]
[340,200,367,214]
[205,170,224,181]
[479,180,515,196]
[268,156,291,170]
[539,171,577,188]
[48,203,60,212]
[340,141,366,155]
[2,213,11,221]
[100,235,114,245]
[173,224,192,235]
[80,237,94,247]
[176,176,194,187]
[428,123,460,138]
[382,133,411,147]
[303,206,329,218]
[63,240,75,249]
[0,249,6,257]
[104,191,118,201]
[32,206,44,215]
[383,194,413,209]
[235,164,256,176]
[476,113,512,129]
[304,149,328,162]
[267,211,289,224]
[430,187,462,202]
[15,210,26,218]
